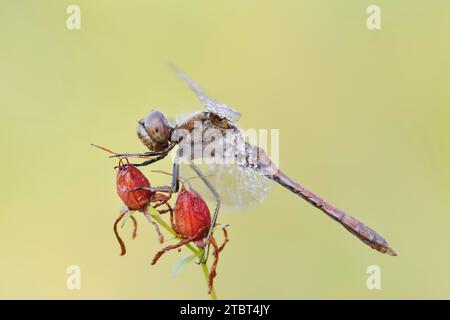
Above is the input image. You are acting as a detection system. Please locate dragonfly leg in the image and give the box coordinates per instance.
[129,153,169,167]
[109,151,163,159]
[130,150,181,194]
[109,142,175,159]
[188,162,221,265]
[113,154,169,169]
[91,143,173,164]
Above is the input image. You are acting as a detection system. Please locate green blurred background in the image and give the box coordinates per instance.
[1,0,449,299]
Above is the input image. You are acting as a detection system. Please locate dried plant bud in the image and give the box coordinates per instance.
[116,158,152,210]
[150,184,229,297]
[174,186,211,240]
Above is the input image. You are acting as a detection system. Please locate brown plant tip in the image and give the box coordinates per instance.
[130,215,138,239]
[113,212,127,256]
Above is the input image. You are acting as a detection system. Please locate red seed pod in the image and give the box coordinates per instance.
[173,186,211,239]
[116,158,153,210]
[151,184,228,295]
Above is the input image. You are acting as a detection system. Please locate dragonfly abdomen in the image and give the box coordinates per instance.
[271,170,397,256]
[247,144,397,256]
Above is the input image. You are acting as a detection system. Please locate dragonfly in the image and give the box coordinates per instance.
[102,63,397,263]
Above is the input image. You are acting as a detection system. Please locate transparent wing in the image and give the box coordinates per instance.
[179,162,272,212]
[177,130,271,211]
[168,62,242,123]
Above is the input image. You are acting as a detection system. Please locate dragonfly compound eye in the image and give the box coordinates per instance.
[136,110,171,151]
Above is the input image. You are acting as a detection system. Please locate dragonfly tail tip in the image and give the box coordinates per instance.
[386,246,397,256]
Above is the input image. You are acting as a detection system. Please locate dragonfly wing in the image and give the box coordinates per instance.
[168,62,242,123]
[179,162,272,212]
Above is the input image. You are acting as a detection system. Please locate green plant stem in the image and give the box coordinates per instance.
[150,211,217,299]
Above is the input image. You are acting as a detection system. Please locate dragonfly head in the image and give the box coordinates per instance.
[137,110,172,151]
